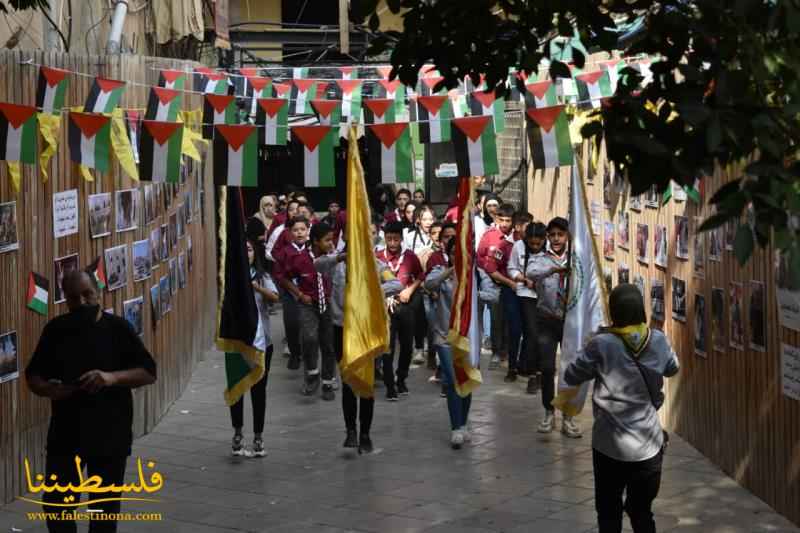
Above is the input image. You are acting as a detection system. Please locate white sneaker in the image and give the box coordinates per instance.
[562,416,583,438]
[411,350,426,365]
[450,429,465,449]
[460,424,472,443]
[537,411,555,433]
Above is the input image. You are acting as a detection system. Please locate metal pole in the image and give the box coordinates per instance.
[106,0,128,54]
[339,0,349,54]
[43,0,62,51]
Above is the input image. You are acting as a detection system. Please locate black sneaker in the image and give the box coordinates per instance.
[358,434,373,454]
[440,385,447,398]
[504,369,517,383]
[397,380,409,396]
[287,355,301,370]
[386,386,398,401]
[321,384,335,401]
[302,374,320,396]
[343,429,358,448]
[526,376,539,395]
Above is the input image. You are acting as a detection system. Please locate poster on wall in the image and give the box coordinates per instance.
[169,257,177,296]
[104,244,129,291]
[0,201,19,253]
[123,296,144,337]
[694,293,707,358]
[636,223,649,264]
[144,184,155,226]
[617,211,629,250]
[159,275,171,315]
[53,189,79,238]
[149,227,162,266]
[132,239,152,282]
[724,220,736,251]
[650,279,665,322]
[53,253,79,304]
[711,287,726,352]
[708,227,723,262]
[782,343,800,401]
[87,193,112,239]
[0,330,19,384]
[776,251,800,332]
[654,225,668,268]
[160,223,169,262]
[729,282,745,350]
[603,266,613,293]
[672,277,687,322]
[692,217,705,279]
[617,263,629,284]
[150,284,160,325]
[603,221,615,259]
[675,216,689,260]
[590,201,601,236]
[749,280,766,352]
[115,189,140,233]
[629,194,642,211]
[645,185,659,208]
[634,274,646,299]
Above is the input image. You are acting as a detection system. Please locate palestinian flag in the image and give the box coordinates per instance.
[451,116,499,177]
[525,81,558,109]
[366,122,412,184]
[139,121,184,183]
[290,79,318,115]
[601,60,623,93]
[338,66,356,80]
[84,77,125,114]
[243,75,272,99]
[575,70,613,109]
[416,95,452,143]
[362,99,395,124]
[158,69,187,90]
[686,177,703,203]
[202,94,237,139]
[526,106,574,169]
[377,65,393,79]
[145,87,182,121]
[310,100,342,145]
[26,272,49,315]
[508,68,530,101]
[0,103,37,164]
[255,98,289,146]
[377,79,406,116]
[469,90,505,133]
[213,125,258,187]
[217,186,265,406]
[292,67,310,79]
[87,256,107,290]
[335,80,363,119]
[195,67,229,94]
[292,125,335,187]
[68,112,112,173]
[36,66,69,113]
[272,82,291,99]
[450,91,469,118]
[419,76,445,96]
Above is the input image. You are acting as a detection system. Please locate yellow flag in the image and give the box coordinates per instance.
[37,113,61,182]
[180,109,207,162]
[341,126,390,398]
[79,165,94,182]
[111,109,139,181]
[7,161,21,193]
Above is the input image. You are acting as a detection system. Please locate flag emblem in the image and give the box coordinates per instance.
[26,272,49,315]
[366,122,412,184]
[469,90,505,133]
[36,66,70,113]
[84,77,126,114]
[202,94,238,139]
[139,121,184,183]
[525,81,558,109]
[526,105,574,169]
[416,95,452,143]
[0,103,37,164]
[68,112,112,173]
[213,125,258,187]
[158,69,187,90]
[336,80,363,119]
[255,98,289,146]
[451,115,499,177]
[145,87,182,122]
[362,98,395,124]
[293,125,335,188]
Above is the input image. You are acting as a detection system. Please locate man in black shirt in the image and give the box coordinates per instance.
[26,270,157,533]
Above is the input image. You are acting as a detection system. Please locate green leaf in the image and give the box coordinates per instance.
[698,212,731,232]
[733,224,754,266]
[709,179,742,205]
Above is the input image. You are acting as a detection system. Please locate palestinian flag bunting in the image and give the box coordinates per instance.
[311,100,342,145]
[419,75,445,96]
[290,79,318,115]
[158,69,187,90]
[195,67,229,94]
[575,70,613,109]
[36,66,69,113]
[366,122,413,184]
[243,75,272,99]
[272,82,291,99]
[0,103,38,164]
[526,106,574,169]
[525,81,558,109]
[255,98,289,146]
[202,94,237,139]
[338,66,356,80]
[87,256,107,290]
[469,90,505,133]
[214,125,258,187]
[416,95,452,143]
[362,99,395,124]
[139,121,184,183]
[451,116,499,177]
[292,125,335,187]
[377,79,406,116]
[68,112,112,173]
[601,60,623,93]
[336,80,363,119]
[84,77,125,114]
[26,272,49,315]
[145,87,182,121]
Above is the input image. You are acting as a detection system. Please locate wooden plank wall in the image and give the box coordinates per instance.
[0,49,217,503]
[526,138,800,525]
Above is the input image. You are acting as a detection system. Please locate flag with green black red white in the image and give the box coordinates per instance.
[84,77,126,114]
[601,60,623,94]
[416,95,452,143]
[145,87,182,122]
[272,82,291,99]
[419,75,445,96]
[362,99,395,125]
[0,103,37,164]
[377,79,406,117]
[524,81,558,109]
[255,98,289,145]
[26,271,49,315]
[202,94,237,139]
[214,125,258,187]
[575,70,612,109]
[87,256,107,290]
[292,125,336,188]
[139,121,184,183]
[451,115,499,177]
[311,100,343,145]
[367,122,413,184]
[36,66,69,113]
[469,90,505,133]
[290,79,319,115]
[335,80,363,120]
[526,105,574,169]
[195,67,229,94]
[68,112,112,173]
[158,69,187,90]
[338,66,355,80]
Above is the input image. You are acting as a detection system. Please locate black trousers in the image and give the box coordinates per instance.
[43,454,127,533]
[412,291,426,350]
[384,291,418,386]
[519,296,539,374]
[230,345,273,434]
[334,325,374,434]
[536,315,564,411]
[281,292,302,359]
[593,448,664,533]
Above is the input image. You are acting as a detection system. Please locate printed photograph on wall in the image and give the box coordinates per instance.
[729,282,745,350]
[177,204,185,239]
[675,215,689,260]
[617,263,630,285]
[160,223,169,262]
[629,194,642,211]
[149,284,160,325]
[636,223,649,264]
[132,239,152,282]
[115,188,139,233]
[159,275,171,315]
[0,201,19,253]
[776,251,800,331]
[184,191,193,224]
[634,274,646,300]
[653,225,668,268]
[169,257,177,296]
[603,221,615,259]
[603,164,612,208]
[53,253,79,304]
[617,211,629,250]
[150,227,162,265]
[0,331,19,384]
[724,219,736,251]
[87,193,112,239]
[154,183,163,218]
[104,244,129,291]
[692,217,706,279]
[590,200,601,236]
[645,185,659,208]
[749,280,766,352]
[711,287,726,352]
[178,253,187,289]
[123,296,144,337]
[694,293,707,358]
[187,235,193,272]
[672,277,687,322]
[168,212,178,251]
[708,226,723,262]
[603,266,613,293]
[143,184,155,226]
[650,279,665,322]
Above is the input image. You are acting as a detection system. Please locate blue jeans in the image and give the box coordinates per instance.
[435,344,472,430]
[500,285,523,371]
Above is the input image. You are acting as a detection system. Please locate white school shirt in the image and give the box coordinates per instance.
[507,239,539,299]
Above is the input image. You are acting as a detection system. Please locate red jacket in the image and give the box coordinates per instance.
[375,248,423,288]
[281,248,332,303]
[476,226,513,277]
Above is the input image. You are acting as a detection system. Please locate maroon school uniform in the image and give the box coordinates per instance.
[384,209,403,225]
[425,249,449,276]
[273,241,306,283]
[375,248,423,288]
[476,226,513,277]
[282,248,332,303]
